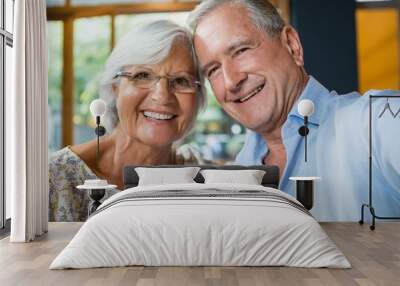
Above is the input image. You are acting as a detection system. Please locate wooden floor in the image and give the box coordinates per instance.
[0,222,399,286]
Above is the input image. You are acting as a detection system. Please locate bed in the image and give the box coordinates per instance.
[50,165,350,269]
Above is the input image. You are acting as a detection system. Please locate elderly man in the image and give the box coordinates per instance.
[188,0,400,221]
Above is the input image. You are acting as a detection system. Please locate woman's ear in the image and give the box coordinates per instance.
[281,26,304,67]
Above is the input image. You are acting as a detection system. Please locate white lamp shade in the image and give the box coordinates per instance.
[90,99,106,117]
[298,99,315,117]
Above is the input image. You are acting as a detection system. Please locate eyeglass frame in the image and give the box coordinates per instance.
[113,71,201,94]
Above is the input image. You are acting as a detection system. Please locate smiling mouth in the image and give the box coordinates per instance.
[143,111,177,121]
[235,83,265,103]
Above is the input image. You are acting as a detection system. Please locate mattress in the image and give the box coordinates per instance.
[50,183,351,269]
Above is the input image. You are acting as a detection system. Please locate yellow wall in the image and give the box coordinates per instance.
[356,8,399,93]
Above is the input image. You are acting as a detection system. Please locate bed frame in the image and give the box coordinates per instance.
[123,165,280,189]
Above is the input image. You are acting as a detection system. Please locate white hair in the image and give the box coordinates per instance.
[99,19,206,132]
[187,0,285,37]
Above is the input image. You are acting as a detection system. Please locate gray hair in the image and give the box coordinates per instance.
[187,0,285,38]
[99,19,206,132]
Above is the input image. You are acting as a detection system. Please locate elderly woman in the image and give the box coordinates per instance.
[49,20,206,222]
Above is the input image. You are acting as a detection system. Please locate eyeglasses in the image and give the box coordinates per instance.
[114,70,201,94]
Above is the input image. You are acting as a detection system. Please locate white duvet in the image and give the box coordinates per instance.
[50,183,351,269]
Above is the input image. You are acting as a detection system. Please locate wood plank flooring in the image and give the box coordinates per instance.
[0,222,399,286]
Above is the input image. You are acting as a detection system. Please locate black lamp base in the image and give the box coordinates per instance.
[88,189,105,216]
[296,180,314,210]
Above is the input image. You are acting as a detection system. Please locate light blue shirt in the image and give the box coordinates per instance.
[235,76,400,221]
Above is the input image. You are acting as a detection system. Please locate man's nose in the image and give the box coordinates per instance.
[150,78,176,104]
[222,62,247,94]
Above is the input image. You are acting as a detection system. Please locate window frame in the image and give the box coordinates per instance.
[356,0,400,92]
[0,0,14,235]
[356,0,397,9]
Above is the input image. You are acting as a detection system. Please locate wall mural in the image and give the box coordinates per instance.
[47,0,400,227]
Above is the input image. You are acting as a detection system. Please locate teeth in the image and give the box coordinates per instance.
[143,111,174,120]
[239,85,264,103]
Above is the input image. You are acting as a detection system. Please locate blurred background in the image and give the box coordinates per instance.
[46,0,400,162]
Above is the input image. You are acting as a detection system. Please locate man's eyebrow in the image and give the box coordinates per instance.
[200,39,255,75]
[224,39,255,56]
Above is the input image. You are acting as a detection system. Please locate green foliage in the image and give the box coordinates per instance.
[47,21,62,111]
[74,16,111,126]
[47,17,111,125]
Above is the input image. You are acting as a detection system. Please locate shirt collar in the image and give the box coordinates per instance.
[287,75,331,126]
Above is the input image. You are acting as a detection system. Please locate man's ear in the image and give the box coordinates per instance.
[281,26,304,67]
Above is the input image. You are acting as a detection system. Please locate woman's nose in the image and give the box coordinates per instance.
[150,78,176,104]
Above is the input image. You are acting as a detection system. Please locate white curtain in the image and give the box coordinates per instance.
[7,0,48,242]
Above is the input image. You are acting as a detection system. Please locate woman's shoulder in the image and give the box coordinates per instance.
[49,146,96,180]
[48,146,98,222]
[174,144,204,165]
[49,147,79,167]
[50,146,83,166]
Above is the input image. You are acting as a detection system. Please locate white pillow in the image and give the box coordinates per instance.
[200,169,266,185]
[135,167,200,186]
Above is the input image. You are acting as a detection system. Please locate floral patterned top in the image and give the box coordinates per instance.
[49,146,202,222]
